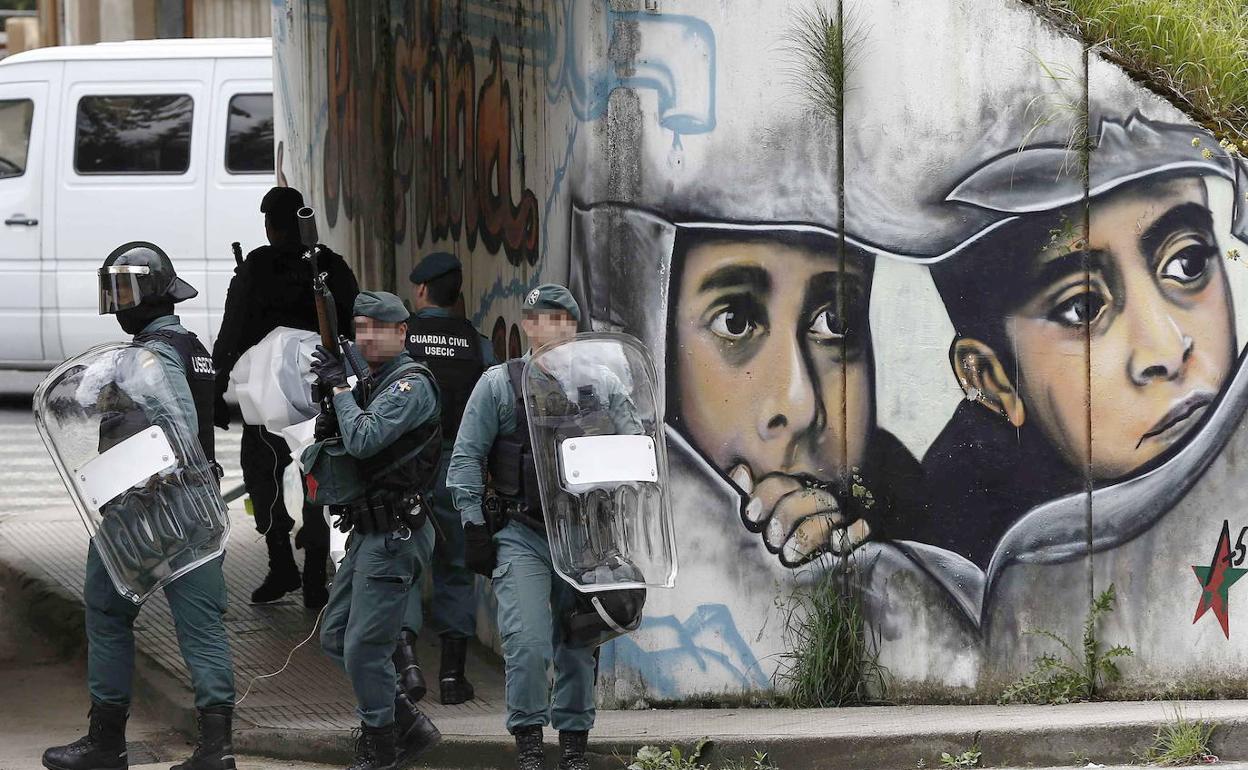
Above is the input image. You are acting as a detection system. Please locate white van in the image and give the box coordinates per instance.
[0,37,273,367]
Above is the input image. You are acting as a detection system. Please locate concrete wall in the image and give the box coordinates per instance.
[274,0,1248,703]
[58,0,265,45]
[192,0,268,38]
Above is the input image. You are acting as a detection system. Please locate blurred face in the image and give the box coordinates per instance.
[521,310,578,352]
[673,236,873,492]
[1006,178,1235,479]
[355,316,408,365]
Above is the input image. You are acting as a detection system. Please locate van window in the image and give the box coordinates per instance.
[0,99,33,179]
[75,94,193,175]
[225,93,273,174]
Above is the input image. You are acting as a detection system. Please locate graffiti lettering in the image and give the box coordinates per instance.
[392,4,539,266]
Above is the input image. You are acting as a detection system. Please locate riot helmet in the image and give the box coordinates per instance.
[98,241,197,315]
[562,557,647,648]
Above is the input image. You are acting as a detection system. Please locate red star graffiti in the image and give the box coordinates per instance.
[1192,520,1247,638]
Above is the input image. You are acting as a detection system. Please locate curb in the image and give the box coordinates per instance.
[232,719,1248,770]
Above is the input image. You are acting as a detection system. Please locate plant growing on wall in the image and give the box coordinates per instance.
[774,563,889,707]
[998,584,1133,705]
[777,4,887,709]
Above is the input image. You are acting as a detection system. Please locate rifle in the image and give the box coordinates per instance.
[231,241,243,267]
[296,208,371,415]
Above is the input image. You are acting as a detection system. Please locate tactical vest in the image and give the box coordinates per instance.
[405,314,485,441]
[136,327,217,464]
[357,357,444,499]
[487,360,542,514]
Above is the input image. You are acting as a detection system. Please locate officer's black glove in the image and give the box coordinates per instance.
[212,393,230,430]
[311,345,349,390]
[463,522,497,577]
[313,410,337,441]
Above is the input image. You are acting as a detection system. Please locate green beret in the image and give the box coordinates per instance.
[352,290,409,323]
[523,283,581,322]
[409,251,461,284]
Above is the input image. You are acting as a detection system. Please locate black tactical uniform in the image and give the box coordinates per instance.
[211,186,359,607]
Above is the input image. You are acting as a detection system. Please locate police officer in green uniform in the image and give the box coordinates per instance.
[43,243,237,770]
[311,291,443,770]
[392,252,495,707]
[448,284,596,770]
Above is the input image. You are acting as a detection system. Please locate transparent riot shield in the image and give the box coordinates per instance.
[524,333,677,593]
[34,343,230,604]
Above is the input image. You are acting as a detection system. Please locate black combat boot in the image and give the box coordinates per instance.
[42,702,129,770]
[392,630,427,702]
[344,723,397,770]
[393,690,441,765]
[513,725,544,770]
[438,636,475,705]
[301,542,329,610]
[170,706,235,770]
[251,531,300,604]
[557,731,590,770]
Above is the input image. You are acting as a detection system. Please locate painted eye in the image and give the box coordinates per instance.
[1049,292,1106,327]
[708,307,754,341]
[807,307,846,342]
[1161,245,1213,284]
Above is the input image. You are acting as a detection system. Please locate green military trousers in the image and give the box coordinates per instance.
[321,523,434,727]
[85,541,235,709]
[492,520,597,734]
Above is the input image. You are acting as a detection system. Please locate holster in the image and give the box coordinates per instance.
[483,492,545,537]
[332,493,428,535]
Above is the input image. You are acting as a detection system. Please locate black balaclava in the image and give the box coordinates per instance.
[116,299,175,336]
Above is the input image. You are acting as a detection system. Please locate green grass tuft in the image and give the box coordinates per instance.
[785,1,867,122]
[774,566,888,708]
[1135,704,1218,766]
[1025,0,1248,143]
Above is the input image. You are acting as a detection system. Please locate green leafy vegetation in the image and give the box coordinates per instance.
[623,741,779,770]
[1135,705,1217,765]
[1025,0,1248,144]
[775,566,888,707]
[939,736,983,769]
[999,584,1134,705]
[625,741,711,770]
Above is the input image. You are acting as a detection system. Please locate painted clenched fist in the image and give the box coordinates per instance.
[729,463,871,567]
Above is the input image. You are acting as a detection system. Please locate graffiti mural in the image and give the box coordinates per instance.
[570,0,1248,701]
[390,3,540,266]
[278,0,1248,701]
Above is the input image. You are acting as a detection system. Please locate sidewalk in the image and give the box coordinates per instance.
[5,421,1248,768]
[9,506,1248,770]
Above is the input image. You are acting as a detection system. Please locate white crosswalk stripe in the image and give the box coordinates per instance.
[0,409,243,515]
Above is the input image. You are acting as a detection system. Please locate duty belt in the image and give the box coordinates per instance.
[333,494,427,535]
[483,494,546,536]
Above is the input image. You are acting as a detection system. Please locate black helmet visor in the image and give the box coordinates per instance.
[98,265,150,314]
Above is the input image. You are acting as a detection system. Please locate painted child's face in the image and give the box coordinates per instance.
[1008,178,1235,479]
[673,236,874,560]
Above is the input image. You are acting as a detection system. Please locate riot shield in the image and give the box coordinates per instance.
[34,343,231,604]
[524,333,677,593]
